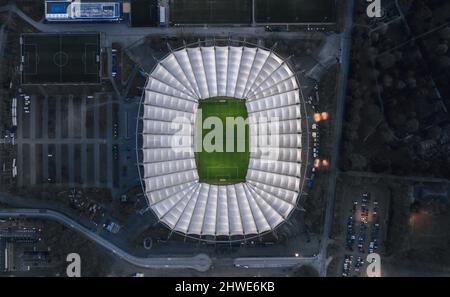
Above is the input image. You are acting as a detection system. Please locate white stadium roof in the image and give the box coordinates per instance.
[140,45,308,239]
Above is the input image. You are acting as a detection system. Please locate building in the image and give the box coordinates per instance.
[137,43,310,241]
[0,228,38,243]
[0,227,39,272]
[159,6,166,26]
[45,1,121,22]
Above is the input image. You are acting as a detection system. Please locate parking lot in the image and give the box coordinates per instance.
[15,92,138,193]
[336,184,389,277]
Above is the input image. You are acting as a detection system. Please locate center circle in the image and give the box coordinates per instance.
[53,51,69,67]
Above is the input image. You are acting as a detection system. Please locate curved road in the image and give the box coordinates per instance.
[0,208,212,272]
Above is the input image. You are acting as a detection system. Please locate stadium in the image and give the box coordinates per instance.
[137,41,311,242]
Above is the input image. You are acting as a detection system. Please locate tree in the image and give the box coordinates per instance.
[292,265,319,277]
[435,43,448,56]
[350,154,368,170]
[426,126,442,140]
[365,104,382,124]
[396,80,406,90]
[377,53,396,70]
[439,27,450,40]
[407,77,417,89]
[417,2,433,20]
[370,154,391,173]
[437,56,450,70]
[383,74,394,88]
[405,118,420,133]
[379,126,395,144]
[343,141,354,154]
[398,0,414,11]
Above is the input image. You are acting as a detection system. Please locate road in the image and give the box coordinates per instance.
[0,208,212,272]
[0,3,326,47]
[341,171,450,184]
[0,207,320,273]
[234,257,317,269]
[317,0,354,276]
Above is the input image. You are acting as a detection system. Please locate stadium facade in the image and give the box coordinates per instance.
[137,42,310,241]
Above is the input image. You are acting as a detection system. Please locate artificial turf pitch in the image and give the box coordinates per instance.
[169,0,251,24]
[195,97,249,185]
[21,33,100,84]
[255,0,335,23]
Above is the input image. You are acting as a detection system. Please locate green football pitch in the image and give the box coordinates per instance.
[195,97,249,185]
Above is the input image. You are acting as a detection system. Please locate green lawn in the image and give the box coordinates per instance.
[195,97,249,185]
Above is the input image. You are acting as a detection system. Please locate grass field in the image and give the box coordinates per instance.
[255,0,335,23]
[195,98,249,185]
[21,33,100,84]
[169,0,251,24]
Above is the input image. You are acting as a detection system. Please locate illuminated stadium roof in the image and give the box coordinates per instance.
[138,45,309,240]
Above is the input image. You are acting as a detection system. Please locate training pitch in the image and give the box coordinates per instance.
[255,0,335,23]
[195,98,249,185]
[169,0,251,24]
[21,33,100,84]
